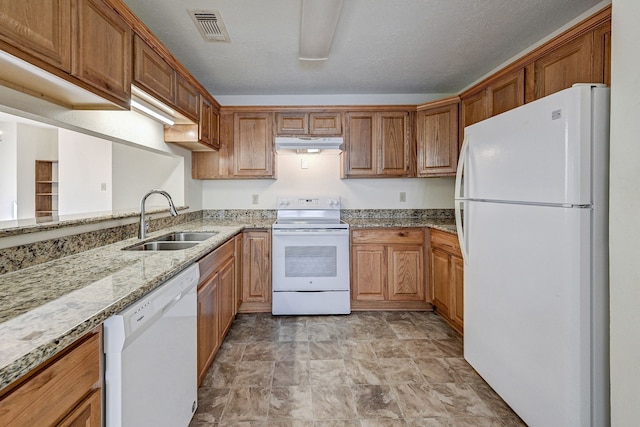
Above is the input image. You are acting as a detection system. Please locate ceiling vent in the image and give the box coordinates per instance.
[189,10,230,42]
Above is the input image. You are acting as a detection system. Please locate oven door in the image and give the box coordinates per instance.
[272,229,350,291]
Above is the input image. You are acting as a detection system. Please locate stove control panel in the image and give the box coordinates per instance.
[276,195,341,210]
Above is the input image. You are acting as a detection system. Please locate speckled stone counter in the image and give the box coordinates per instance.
[345,218,457,234]
[0,218,271,392]
[341,209,457,234]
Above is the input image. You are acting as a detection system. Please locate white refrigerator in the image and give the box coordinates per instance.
[454,84,610,427]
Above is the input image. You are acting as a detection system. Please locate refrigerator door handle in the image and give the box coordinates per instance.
[454,133,469,201]
[455,134,470,263]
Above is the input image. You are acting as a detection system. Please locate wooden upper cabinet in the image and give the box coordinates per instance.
[379,112,411,176]
[309,112,342,135]
[593,21,611,87]
[175,73,199,121]
[276,112,308,135]
[234,112,275,177]
[0,0,72,72]
[133,34,175,105]
[488,69,525,117]
[74,0,132,106]
[197,96,220,149]
[416,98,459,177]
[343,111,410,178]
[527,31,594,102]
[460,89,488,147]
[344,112,376,176]
[275,111,342,136]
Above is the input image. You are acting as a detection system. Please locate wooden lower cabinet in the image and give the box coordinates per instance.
[58,389,101,427]
[0,331,102,427]
[238,230,272,313]
[196,238,236,385]
[351,228,428,310]
[197,272,219,385]
[429,229,464,334]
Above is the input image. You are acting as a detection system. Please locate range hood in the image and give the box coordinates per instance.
[275,137,344,154]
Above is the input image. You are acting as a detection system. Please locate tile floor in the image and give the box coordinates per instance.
[189,311,527,426]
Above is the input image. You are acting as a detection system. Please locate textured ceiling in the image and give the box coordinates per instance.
[122,0,605,97]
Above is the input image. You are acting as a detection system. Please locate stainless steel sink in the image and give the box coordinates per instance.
[123,241,200,251]
[154,231,218,242]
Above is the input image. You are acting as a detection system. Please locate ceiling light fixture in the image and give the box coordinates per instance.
[299,0,343,61]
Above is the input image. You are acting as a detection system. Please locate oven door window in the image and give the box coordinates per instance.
[285,246,336,277]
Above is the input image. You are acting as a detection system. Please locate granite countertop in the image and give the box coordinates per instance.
[0,216,453,392]
[0,218,272,392]
[345,217,457,234]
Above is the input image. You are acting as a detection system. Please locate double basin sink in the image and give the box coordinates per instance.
[123,231,218,251]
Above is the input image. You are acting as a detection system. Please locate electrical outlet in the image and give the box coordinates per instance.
[101,182,107,191]
[252,194,259,204]
[399,192,406,202]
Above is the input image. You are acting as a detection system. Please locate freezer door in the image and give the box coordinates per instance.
[463,200,599,427]
[464,85,599,205]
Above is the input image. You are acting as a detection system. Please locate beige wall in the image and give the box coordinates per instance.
[610,0,640,424]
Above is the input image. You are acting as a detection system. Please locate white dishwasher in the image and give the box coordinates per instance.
[103,263,199,427]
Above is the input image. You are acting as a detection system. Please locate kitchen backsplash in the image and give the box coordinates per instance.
[0,211,201,274]
[341,208,454,220]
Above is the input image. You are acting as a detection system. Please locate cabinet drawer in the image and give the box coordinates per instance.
[352,228,424,245]
[0,332,100,426]
[430,229,461,255]
[198,238,235,283]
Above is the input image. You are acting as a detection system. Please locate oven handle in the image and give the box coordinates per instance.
[272,229,349,236]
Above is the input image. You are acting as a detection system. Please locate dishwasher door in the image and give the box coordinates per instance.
[104,264,199,427]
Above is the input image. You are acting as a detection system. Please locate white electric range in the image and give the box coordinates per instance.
[271,195,350,315]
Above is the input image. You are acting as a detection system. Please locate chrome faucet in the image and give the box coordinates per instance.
[139,189,178,239]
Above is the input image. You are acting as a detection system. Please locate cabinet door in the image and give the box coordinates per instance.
[175,74,199,121]
[57,389,101,427]
[351,244,386,301]
[309,112,342,135]
[416,102,459,177]
[276,112,308,135]
[0,333,100,427]
[593,22,611,87]
[218,257,235,339]
[234,113,274,177]
[133,34,175,105]
[387,245,424,301]
[0,0,71,72]
[378,112,411,176]
[487,69,525,117]
[197,275,218,386]
[241,231,271,304]
[199,96,213,147]
[74,0,132,106]
[344,112,376,176]
[234,234,243,314]
[430,247,451,318]
[529,31,594,101]
[451,255,464,331]
[460,89,488,149]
